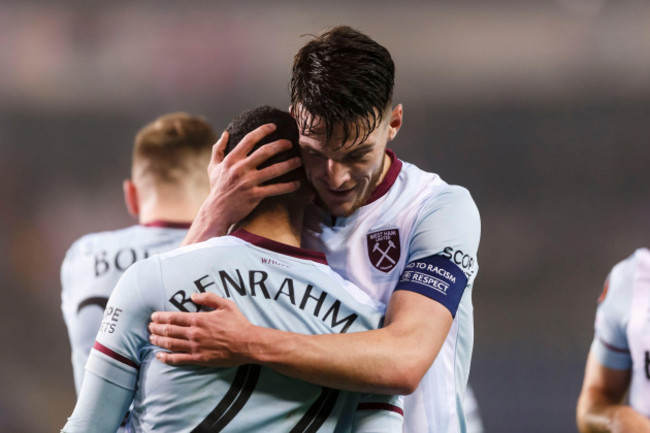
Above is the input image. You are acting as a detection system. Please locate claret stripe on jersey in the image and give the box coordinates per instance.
[357,402,405,416]
[92,341,138,370]
[599,337,630,354]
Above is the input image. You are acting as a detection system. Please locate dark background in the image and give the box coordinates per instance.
[1,1,649,431]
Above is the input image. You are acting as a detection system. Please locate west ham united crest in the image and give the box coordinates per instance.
[367,229,401,272]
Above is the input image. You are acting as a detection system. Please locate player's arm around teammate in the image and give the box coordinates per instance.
[149,122,462,395]
[152,285,451,395]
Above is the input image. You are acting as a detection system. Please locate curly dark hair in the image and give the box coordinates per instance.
[290,25,395,148]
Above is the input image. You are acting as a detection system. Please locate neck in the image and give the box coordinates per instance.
[235,205,304,248]
[137,194,203,225]
[376,151,392,187]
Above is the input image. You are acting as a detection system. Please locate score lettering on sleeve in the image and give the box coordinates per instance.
[394,255,468,317]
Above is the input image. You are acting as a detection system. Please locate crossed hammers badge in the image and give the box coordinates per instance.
[366,229,401,272]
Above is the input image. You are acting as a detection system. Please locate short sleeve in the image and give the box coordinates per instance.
[353,393,404,432]
[395,187,480,316]
[590,256,635,370]
[85,257,164,390]
[408,186,480,284]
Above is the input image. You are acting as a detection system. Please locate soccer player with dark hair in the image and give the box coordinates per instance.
[576,249,650,432]
[62,106,403,433]
[150,26,481,432]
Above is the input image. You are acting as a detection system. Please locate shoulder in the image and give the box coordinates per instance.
[155,235,245,263]
[415,183,481,238]
[595,249,648,324]
[395,158,479,217]
[603,248,649,302]
[64,226,143,256]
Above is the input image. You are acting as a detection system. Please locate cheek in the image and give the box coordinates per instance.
[302,159,324,180]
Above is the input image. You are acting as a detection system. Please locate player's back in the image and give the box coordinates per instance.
[61,222,190,393]
[90,229,402,432]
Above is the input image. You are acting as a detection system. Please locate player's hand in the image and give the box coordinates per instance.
[182,124,302,245]
[148,292,256,366]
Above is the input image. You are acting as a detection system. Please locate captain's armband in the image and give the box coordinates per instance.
[394,255,468,317]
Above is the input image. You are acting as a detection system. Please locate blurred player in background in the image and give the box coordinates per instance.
[60,112,216,397]
[577,248,650,432]
[150,26,482,433]
[62,106,403,432]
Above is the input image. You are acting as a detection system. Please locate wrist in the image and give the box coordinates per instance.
[184,200,230,245]
[245,326,296,366]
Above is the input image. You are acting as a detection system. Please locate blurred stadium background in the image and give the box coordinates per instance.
[1,1,649,431]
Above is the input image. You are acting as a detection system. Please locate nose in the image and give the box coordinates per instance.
[324,158,350,189]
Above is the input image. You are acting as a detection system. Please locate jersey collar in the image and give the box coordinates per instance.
[142,220,192,229]
[365,149,402,205]
[230,228,328,265]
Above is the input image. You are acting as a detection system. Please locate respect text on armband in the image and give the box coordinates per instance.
[168,269,358,333]
[99,306,123,334]
[396,255,468,317]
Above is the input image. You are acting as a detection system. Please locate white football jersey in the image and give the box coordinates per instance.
[63,229,403,433]
[61,222,190,394]
[591,248,650,417]
[303,150,481,433]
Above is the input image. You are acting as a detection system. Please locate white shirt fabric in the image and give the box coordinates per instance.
[303,150,481,433]
[61,222,191,394]
[591,248,650,417]
[62,229,404,433]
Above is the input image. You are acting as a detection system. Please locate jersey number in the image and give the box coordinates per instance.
[191,365,339,432]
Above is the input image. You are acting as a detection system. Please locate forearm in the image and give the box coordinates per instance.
[246,292,450,396]
[577,399,650,433]
[247,325,425,395]
[62,371,133,433]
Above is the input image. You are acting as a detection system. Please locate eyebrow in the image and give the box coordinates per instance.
[348,143,375,153]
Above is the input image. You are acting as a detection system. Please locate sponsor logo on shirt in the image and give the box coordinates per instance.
[366,229,401,273]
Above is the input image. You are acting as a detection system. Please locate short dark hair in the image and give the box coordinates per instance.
[134,112,216,182]
[290,25,395,147]
[225,105,301,185]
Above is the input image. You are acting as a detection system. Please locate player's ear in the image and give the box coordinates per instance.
[123,179,139,218]
[387,104,403,142]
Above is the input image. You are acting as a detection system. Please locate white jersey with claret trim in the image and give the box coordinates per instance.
[63,229,403,433]
[303,150,481,433]
[591,248,650,417]
[61,222,190,394]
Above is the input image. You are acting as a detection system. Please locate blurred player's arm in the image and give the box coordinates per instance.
[61,371,133,433]
[61,237,111,394]
[182,125,302,245]
[576,351,650,433]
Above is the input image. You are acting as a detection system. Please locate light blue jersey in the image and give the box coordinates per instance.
[62,229,403,433]
[591,248,650,416]
[303,150,481,433]
[61,222,191,394]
